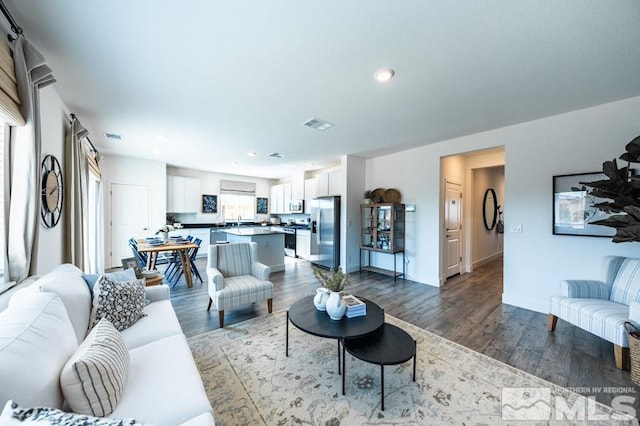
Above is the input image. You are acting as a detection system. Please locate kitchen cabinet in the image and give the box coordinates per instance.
[296,229,311,260]
[360,203,405,280]
[328,171,342,196]
[167,176,200,213]
[270,183,293,213]
[304,178,317,213]
[315,171,342,197]
[270,184,283,214]
[291,172,305,200]
[210,228,227,245]
[317,174,329,196]
[283,183,292,213]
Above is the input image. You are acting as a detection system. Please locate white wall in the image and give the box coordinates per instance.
[100,155,167,268]
[365,96,640,313]
[166,166,274,224]
[34,86,70,275]
[342,155,366,273]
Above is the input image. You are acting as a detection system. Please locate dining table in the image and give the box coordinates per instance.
[137,239,200,288]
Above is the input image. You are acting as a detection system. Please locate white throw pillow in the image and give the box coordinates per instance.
[0,291,77,409]
[89,276,147,331]
[32,270,92,344]
[60,318,130,417]
[0,400,144,425]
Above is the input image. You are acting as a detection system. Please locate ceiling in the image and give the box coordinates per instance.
[5,1,640,179]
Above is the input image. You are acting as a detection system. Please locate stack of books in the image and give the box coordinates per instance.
[343,295,367,318]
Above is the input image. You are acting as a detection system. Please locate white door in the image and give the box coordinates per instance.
[111,183,149,268]
[444,181,462,278]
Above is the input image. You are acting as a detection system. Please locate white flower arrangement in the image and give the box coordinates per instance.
[156,224,174,234]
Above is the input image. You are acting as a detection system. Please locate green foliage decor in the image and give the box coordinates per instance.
[312,266,349,292]
[583,135,640,242]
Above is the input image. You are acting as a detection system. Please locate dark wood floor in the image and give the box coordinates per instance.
[166,255,638,408]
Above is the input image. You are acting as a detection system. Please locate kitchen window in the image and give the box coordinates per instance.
[221,194,255,221]
[220,179,256,222]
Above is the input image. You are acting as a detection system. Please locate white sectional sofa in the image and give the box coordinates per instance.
[0,264,214,425]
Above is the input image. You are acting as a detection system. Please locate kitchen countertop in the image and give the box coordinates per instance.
[223,227,285,236]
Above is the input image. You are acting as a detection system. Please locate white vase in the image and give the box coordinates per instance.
[325,291,346,320]
[159,232,168,242]
[313,288,329,311]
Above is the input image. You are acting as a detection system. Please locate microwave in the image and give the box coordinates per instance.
[289,199,304,213]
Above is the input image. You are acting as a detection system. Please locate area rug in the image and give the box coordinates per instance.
[187,310,637,425]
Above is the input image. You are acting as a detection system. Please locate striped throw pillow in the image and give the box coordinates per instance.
[60,318,129,417]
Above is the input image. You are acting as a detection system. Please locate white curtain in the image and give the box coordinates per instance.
[64,116,89,270]
[4,35,55,284]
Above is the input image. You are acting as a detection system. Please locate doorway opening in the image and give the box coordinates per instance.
[440,147,505,287]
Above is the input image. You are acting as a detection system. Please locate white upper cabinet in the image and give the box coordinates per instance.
[328,171,342,196]
[317,173,329,197]
[316,170,342,197]
[290,172,305,200]
[270,184,283,214]
[304,177,317,213]
[167,176,201,213]
[283,183,292,213]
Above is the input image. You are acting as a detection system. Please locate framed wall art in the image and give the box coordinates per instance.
[121,257,143,278]
[257,197,268,214]
[552,172,615,237]
[202,194,217,213]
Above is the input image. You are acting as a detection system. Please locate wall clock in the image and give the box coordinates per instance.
[41,154,63,228]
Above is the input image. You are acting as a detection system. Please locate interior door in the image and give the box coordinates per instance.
[444,181,462,278]
[111,183,149,268]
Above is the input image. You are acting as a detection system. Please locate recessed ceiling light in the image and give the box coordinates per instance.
[248,151,257,157]
[373,68,395,82]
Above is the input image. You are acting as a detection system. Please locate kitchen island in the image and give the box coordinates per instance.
[222,227,285,272]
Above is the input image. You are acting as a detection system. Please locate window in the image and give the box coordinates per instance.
[221,193,255,222]
[219,179,256,222]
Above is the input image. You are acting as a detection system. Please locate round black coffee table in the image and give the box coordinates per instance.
[286,295,384,373]
[343,323,416,410]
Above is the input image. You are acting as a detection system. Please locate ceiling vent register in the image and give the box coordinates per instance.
[302,118,334,131]
[104,132,123,140]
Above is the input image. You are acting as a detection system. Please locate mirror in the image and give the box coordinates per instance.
[483,188,498,231]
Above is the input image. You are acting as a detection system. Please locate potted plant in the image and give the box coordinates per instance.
[313,266,349,320]
[582,135,640,242]
[363,190,372,204]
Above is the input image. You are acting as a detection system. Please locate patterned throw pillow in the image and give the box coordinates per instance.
[60,318,130,417]
[1,400,144,425]
[89,276,147,331]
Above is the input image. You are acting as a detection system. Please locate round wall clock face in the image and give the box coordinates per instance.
[41,154,63,228]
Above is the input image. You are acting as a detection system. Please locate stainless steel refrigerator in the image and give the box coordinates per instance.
[310,196,340,270]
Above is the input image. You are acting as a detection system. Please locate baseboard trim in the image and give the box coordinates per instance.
[472,251,503,269]
[502,293,547,314]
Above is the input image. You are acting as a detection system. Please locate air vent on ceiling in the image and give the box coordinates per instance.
[302,117,334,131]
[104,132,123,141]
[269,152,287,158]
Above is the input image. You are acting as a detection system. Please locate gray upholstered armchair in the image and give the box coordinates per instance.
[206,242,273,327]
[549,256,640,369]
